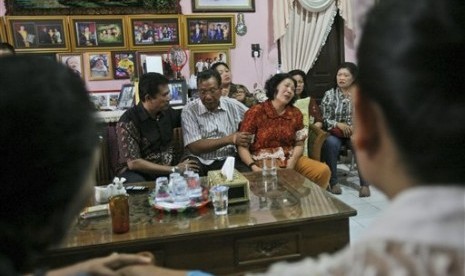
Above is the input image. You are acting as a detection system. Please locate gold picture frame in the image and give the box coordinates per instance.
[56,53,84,79]
[128,15,183,51]
[69,15,128,51]
[84,51,113,81]
[184,14,235,48]
[0,17,7,42]
[5,16,70,53]
[136,51,174,79]
[190,48,230,75]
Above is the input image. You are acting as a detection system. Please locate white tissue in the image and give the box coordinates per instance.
[94,178,128,204]
[112,177,127,195]
[221,156,235,181]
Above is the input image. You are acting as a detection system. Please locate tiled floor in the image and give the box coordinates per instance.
[331,164,390,243]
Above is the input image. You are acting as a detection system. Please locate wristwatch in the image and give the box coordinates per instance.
[247,161,256,169]
[171,166,179,173]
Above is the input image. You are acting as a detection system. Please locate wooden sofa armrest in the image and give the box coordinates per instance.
[307,124,329,161]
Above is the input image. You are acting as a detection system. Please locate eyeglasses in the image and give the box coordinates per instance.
[198,88,219,96]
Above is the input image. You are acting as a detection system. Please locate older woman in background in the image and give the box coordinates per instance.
[211,62,257,107]
[238,73,330,189]
[321,62,370,197]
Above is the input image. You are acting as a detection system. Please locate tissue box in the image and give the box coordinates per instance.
[208,169,249,204]
[80,204,109,219]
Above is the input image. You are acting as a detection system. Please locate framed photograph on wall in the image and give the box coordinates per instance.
[128,15,182,50]
[190,49,230,75]
[69,16,128,51]
[117,84,135,109]
[84,51,113,81]
[5,16,70,53]
[57,53,84,78]
[168,79,188,108]
[112,51,137,80]
[185,15,235,48]
[137,51,174,79]
[192,0,255,12]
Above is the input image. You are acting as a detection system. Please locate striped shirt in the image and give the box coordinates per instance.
[181,97,248,163]
[320,87,353,130]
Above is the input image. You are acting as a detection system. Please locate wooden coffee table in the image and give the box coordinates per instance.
[39,169,356,275]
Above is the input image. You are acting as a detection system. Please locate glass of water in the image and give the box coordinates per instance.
[262,157,277,176]
[210,185,229,215]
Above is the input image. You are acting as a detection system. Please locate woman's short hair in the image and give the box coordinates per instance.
[210,62,229,72]
[264,73,297,105]
[334,62,358,88]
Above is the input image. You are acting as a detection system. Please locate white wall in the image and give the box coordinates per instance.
[344,0,377,63]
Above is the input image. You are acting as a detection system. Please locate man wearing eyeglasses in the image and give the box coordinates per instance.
[181,69,253,176]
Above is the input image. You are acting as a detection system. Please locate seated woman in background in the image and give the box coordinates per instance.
[288,69,323,129]
[238,73,330,189]
[320,62,370,197]
[289,69,324,158]
[211,62,257,107]
[232,84,257,108]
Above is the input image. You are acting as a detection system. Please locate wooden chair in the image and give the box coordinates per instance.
[307,124,329,161]
[307,124,356,169]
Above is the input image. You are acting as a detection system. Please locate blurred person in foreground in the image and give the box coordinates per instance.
[117,0,465,274]
[0,56,152,275]
[0,42,15,56]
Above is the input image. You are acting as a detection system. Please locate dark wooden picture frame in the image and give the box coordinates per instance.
[5,0,182,15]
[69,16,128,51]
[185,15,235,48]
[112,51,137,80]
[5,16,70,53]
[128,15,182,50]
[192,0,255,12]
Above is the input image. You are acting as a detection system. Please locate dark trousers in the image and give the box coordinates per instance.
[186,155,251,177]
[118,170,162,184]
[321,135,368,187]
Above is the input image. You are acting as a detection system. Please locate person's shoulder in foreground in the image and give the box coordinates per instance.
[0,56,154,275]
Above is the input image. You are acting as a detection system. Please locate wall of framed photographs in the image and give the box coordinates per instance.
[0,0,280,103]
[1,14,236,93]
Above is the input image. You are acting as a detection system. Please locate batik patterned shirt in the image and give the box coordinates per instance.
[320,87,353,130]
[116,103,181,174]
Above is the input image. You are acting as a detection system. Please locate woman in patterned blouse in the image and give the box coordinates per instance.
[238,73,330,189]
[320,62,370,197]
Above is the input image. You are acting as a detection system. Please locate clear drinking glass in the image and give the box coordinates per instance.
[210,185,229,215]
[262,157,277,176]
